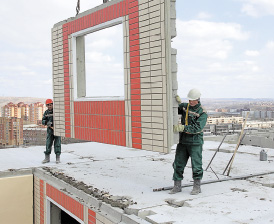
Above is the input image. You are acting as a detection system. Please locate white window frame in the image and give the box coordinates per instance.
[46,197,85,224]
[71,17,124,102]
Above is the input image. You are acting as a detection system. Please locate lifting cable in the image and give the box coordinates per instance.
[76,0,80,16]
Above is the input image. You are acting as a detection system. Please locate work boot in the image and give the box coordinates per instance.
[169,180,182,194]
[56,155,60,164]
[190,179,201,195]
[42,154,50,164]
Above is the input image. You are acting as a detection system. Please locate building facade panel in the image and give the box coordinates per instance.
[33,175,122,224]
[0,174,33,224]
[52,0,177,153]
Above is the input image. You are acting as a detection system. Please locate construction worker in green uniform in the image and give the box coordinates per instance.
[42,99,61,164]
[170,89,208,195]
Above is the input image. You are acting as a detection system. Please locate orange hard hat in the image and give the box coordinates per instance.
[45,99,53,105]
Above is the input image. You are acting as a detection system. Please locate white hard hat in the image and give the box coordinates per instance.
[187,88,201,100]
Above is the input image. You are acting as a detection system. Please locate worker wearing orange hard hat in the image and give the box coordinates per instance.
[41,99,61,164]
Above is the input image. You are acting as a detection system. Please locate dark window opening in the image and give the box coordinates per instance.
[61,210,80,224]
[50,202,80,224]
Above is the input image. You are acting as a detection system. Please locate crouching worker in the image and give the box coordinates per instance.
[170,89,208,195]
[42,99,61,164]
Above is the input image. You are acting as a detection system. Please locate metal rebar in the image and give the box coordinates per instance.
[210,166,219,180]
[205,134,227,171]
[153,171,274,192]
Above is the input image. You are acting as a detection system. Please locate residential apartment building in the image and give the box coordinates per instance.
[17,102,30,121]
[245,121,274,129]
[29,103,46,125]
[207,116,244,125]
[215,108,229,113]
[1,102,17,118]
[242,110,274,119]
[0,117,23,146]
[1,102,45,124]
[1,102,30,120]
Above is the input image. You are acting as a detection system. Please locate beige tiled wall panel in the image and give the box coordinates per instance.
[34,176,41,224]
[43,180,47,223]
[52,25,65,137]
[138,0,168,152]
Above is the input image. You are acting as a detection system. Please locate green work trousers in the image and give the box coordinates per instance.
[172,143,203,181]
[44,128,61,156]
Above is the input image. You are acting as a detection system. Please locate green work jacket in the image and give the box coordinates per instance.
[178,102,208,145]
[42,109,54,133]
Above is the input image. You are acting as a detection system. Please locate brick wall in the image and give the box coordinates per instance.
[34,176,118,224]
[33,177,46,224]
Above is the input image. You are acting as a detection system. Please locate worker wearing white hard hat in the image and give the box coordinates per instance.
[187,88,201,101]
[170,88,208,195]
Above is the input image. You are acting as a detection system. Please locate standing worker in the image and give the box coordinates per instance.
[42,99,61,164]
[170,89,208,195]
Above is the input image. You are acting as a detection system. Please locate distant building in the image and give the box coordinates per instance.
[29,102,46,125]
[207,116,243,125]
[1,102,45,125]
[23,125,47,146]
[0,117,23,147]
[1,102,17,118]
[215,108,223,112]
[242,110,274,120]
[23,125,88,146]
[17,102,30,121]
[229,109,237,113]
[254,111,261,119]
[1,102,30,120]
[267,111,274,119]
[204,123,242,135]
[242,110,255,118]
[245,121,274,129]
[215,108,229,113]
[261,111,267,119]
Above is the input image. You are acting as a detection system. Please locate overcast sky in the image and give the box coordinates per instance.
[0,0,273,99]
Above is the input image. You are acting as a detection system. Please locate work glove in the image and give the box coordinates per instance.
[175,95,182,104]
[47,121,52,127]
[173,124,185,133]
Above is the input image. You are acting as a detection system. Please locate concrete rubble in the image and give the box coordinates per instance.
[42,166,136,209]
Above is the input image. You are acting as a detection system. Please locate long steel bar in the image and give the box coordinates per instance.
[153,171,274,192]
[205,134,227,171]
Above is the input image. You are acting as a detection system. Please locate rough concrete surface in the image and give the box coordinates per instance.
[1,140,274,223]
